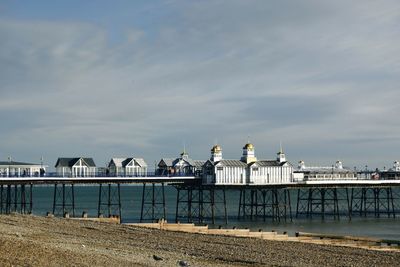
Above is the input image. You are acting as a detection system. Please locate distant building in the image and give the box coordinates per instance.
[0,160,46,177]
[377,161,400,180]
[294,160,356,181]
[55,157,96,177]
[158,150,204,176]
[108,158,147,176]
[203,143,294,185]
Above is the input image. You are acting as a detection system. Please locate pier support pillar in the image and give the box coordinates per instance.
[238,188,291,222]
[53,183,75,217]
[349,187,395,218]
[98,183,122,219]
[295,188,340,219]
[140,183,166,222]
[1,184,33,215]
[175,185,227,224]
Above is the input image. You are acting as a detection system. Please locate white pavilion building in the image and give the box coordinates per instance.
[202,142,294,185]
[55,157,96,177]
[0,160,46,177]
[108,157,147,176]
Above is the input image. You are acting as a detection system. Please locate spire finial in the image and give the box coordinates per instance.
[280,141,283,153]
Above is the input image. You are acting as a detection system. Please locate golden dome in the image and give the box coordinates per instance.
[211,145,222,153]
[243,143,254,150]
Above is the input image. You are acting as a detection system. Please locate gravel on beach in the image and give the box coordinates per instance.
[0,214,399,267]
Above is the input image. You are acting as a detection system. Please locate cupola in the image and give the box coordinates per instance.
[241,142,257,164]
[335,160,343,169]
[211,144,223,162]
[277,144,286,163]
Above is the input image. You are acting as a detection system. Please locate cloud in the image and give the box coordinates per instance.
[0,1,399,168]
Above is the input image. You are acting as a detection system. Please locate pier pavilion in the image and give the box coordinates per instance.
[108,158,148,176]
[0,161,46,177]
[55,157,96,177]
[158,151,204,176]
[202,143,294,185]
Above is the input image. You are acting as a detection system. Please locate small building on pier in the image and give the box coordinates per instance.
[202,143,294,185]
[108,158,147,176]
[55,157,96,177]
[158,151,204,176]
[294,160,356,181]
[0,161,46,177]
[377,161,400,180]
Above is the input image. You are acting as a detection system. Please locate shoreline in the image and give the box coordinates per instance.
[0,214,399,266]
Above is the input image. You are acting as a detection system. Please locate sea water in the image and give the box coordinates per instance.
[31,185,400,240]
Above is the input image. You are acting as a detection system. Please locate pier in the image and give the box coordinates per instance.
[0,174,400,224]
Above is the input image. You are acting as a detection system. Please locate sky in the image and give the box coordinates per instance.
[0,0,399,170]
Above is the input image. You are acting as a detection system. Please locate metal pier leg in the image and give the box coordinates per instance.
[53,184,57,215]
[14,185,18,212]
[21,185,26,214]
[296,189,300,218]
[71,184,75,217]
[334,188,339,220]
[223,187,228,225]
[238,189,243,219]
[152,183,155,221]
[242,189,246,219]
[162,183,166,220]
[29,184,33,214]
[199,188,204,223]
[188,188,192,223]
[98,184,102,217]
[321,189,325,220]
[108,184,112,218]
[347,188,352,220]
[390,188,395,218]
[211,189,215,224]
[118,184,122,220]
[62,184,66,215]
[287,189,293,222]
[6,185,11,214]
[140,183,146,222]
[262,190,266,222]
[175,188,180,223]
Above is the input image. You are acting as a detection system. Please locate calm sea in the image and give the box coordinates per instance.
[31,185,400,240]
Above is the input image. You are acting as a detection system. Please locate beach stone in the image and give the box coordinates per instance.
[152,254,163,261]
[178,260,189,266]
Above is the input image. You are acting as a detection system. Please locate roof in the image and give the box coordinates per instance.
[193,160,206,168]
[0,161,42,167]
[215,160,248,167]
[296,167,354,174]
[159,158,174,167]
[109,158,148,168]
[55,158,96,168]
[134,158,147,167]
[109,158,129,168]
[173,157,195,166]
[249,160,292,167]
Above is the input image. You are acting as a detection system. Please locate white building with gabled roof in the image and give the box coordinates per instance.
[158,150,204,176]
[203,143,294,185]
[108,157,147,177]
[55,157,96,177]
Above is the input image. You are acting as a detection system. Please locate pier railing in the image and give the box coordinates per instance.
[0,171,198,178]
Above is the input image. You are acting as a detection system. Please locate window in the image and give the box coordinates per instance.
[253,167,259,172]
[217,167,223,171]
